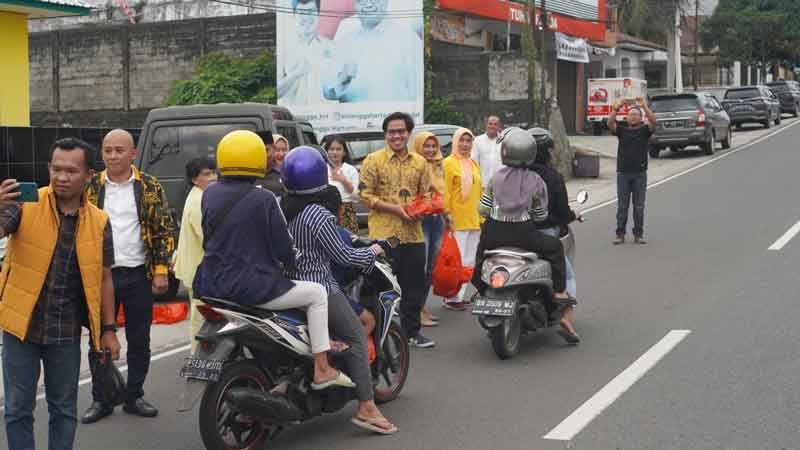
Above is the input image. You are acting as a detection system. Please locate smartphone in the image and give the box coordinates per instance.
[12,182,38,203]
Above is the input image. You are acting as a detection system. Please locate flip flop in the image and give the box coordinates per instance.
[311,371,356,390]
[351,415,399,435]
[421,318,439,327]
[557,328,581,345]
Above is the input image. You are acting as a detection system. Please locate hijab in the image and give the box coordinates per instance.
[413,132,445,194]
[280,184,342,224]
[492,166,542,217]
[452,128,476,202]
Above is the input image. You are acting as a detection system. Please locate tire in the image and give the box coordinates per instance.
[702,133,716,155]
[373,321,410,404]
[763,118,772,129]
[648,146,660,158]
[721,126,732,149]
[793,104,799,118]
[489,312,521,360]
[199,361,275,450]
[775,113,782,125]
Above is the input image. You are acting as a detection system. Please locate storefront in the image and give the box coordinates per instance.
[0,0,90,126]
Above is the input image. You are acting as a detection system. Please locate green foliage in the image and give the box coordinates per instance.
[422,0,464,126]
[617,0,684,45]
[165,51,277,106]
[424,97,465,125]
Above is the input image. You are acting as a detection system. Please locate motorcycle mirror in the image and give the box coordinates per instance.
[576,190,589,204]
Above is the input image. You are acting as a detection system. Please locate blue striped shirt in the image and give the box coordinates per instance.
[285,204,377,294]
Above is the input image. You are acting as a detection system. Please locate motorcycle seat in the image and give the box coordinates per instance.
[199,296,276,318]
[485,247,539,260]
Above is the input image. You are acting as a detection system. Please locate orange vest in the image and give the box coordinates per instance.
[0,187,108,349]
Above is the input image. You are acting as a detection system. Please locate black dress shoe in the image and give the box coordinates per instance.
[81,401,113,424]
[123,398,159,417]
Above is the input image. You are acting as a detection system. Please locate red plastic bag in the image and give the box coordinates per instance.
[404,193,445,218]
[432,230,473,297]
[116,301,189,327]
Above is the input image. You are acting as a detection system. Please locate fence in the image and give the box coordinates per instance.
[0,127,140,186]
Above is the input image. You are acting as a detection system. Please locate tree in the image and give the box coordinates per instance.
[423,0,464,125]
[166,51,277,106]
[616,0,686,45]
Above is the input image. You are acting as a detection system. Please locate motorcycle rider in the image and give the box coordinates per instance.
[280,146,398,435]
[471,128,580,343]
[193,130,354,390]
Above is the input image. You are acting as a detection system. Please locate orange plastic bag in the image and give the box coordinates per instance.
[432,230,473,297]
[404,193,445,218]
[116,301,189,327]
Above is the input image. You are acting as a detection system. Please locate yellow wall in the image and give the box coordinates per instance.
[0,12,30,127]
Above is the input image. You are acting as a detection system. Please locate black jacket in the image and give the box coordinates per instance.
[531,164,577,229]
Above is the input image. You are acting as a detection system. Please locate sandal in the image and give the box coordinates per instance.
[311,371,356,390]
[557,328,581,345]
[351,415,398,435]
[421,318,439,327]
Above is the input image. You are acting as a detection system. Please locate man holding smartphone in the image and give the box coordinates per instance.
[608,97,656,245]
[0,137,121,450]
[83,129,176,423]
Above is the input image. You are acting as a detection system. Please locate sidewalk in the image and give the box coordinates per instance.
[565,118,799,210]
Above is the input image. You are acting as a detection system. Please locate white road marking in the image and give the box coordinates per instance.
[542,329,692,441]
[0,344,190,411]
[582,120,800,215]
[768,220,800,250]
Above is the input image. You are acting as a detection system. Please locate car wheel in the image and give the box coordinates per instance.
[703,133,715,155]
[776,111,782,125]
[649,146,660,158]
[794,104,799,118]
[764,117,772,129]
[721,126,732,149]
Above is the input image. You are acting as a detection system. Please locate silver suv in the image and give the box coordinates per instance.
[649,92,732,158]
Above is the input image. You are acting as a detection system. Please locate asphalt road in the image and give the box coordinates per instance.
[5,121,800,450]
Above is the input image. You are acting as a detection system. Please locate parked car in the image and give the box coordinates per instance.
[766,80,800,117]
[321,124,462,226]
[648,92,731,158]
[722,86,782,129]
[134,103,317,221]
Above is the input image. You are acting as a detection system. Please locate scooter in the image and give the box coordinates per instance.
[471,190,589,359]
[178,239,409,450]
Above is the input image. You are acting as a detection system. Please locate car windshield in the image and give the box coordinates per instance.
[650,97,700,112]
[345,135,387,161]
[767,84,790,93]
[725,89,761,99]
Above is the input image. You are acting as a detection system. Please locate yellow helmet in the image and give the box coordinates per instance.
[216,130,267,178]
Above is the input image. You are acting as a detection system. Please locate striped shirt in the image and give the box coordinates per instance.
[479,179,548,223]
[285,204,377,294]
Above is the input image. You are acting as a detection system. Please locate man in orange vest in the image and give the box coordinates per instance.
[0,137,121,450]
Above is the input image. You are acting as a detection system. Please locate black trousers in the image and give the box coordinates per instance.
[388,243,426,339]
[89,265,154,403]
[471,219,567,295]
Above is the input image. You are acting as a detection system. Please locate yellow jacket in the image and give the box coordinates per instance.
[443,155,482,231]
[0,187,107,349]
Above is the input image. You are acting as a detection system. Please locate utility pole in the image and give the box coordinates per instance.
[693,0,699,90]
[540,0,547,122]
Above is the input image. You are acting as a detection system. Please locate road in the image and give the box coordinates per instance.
[5,121,800,450]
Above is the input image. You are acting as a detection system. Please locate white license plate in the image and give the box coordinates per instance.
[179,357,223,381]
[471,297,516,317]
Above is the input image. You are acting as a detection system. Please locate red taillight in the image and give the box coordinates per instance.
[696,112,706,127]
[197,304,226,322]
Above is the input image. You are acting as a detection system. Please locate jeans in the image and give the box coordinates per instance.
[616,172,647,236]
[89,265,153,403]
[421,215,444,293]
[541,227,577,298]
[3,332,81,450]
[388,243,427,338]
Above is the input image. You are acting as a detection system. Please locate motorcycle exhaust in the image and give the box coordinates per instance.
[224,388,303,423]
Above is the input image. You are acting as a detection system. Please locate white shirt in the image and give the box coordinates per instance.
[328,163,359,203]
[472,133,503,189]
[104,173,146,268]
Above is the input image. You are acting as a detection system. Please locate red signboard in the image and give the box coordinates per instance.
[437,0,606,42]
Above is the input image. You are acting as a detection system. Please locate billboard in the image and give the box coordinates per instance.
[277,0,424,135]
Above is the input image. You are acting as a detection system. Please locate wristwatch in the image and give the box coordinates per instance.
[101,324,117,334]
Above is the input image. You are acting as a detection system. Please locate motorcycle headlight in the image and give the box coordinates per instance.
[489,268,510,288]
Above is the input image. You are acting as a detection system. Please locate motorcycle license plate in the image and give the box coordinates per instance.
[471,297,516,317]
[179,357,223,382]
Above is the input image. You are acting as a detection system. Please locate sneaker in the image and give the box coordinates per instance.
[634,235,647,245]
[442,300,467,311]
[409,334,436,348]
[613,233,625,245]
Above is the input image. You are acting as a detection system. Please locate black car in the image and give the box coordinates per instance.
[766,80,800,117]
[722,86,782,129]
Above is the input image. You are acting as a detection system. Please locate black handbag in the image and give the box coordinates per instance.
[91,349,127,406]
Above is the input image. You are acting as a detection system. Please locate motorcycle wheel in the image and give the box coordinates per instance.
[373,321,410,404]
[489,313,521,360]
[199,360,276,450]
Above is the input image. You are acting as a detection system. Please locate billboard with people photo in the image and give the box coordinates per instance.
[277,0,424,134]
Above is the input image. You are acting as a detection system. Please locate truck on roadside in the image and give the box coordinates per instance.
[586,78,648,135]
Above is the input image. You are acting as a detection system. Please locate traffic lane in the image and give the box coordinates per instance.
[566,249,800,450]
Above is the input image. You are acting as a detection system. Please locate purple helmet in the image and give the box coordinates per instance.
[281,146,329,194]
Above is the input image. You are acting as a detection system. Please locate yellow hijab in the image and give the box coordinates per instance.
[452,128,476,202]
[413,132,445,194]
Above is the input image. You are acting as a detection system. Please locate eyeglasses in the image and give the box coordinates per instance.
[386,129,408,136]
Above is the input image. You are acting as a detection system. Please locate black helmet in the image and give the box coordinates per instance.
[528,127,554,153]
[499,127,537,169]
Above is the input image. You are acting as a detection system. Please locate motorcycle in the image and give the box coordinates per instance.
[471,190,589,359]
[178,238,409,450]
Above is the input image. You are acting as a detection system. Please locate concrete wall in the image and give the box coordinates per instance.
[29,13,276,128]
[0,12,31,126]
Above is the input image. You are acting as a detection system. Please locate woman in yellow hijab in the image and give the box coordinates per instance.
[442,128,482,310]
[413,131,445,326]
